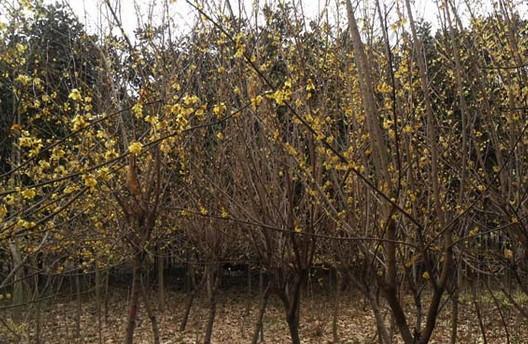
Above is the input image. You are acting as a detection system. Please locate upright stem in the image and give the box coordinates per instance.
[95,267,103,344]
[180,270,202,332]
[75,271,81,340]
[125,256,141,344]
[252,283,271,344]
[140,275,160,344]
[332,270,340,344]
[203,265,220,344]
[157,251,165,312]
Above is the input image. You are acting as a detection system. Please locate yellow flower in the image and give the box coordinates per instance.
[234,45,245,58]
[38,160,50,170]
[83,175,97,188]
[16,218,34,229]
[132,103,143,118]
[306,79,315,92]
[15,74,31,85]
[144,115,160,126]
[377,82,391,93]
[220,208,229,219]
[195,105,206,119]
[422,271,430,280]
[19,136,33,148]
[15,43,27,54]
[21,189,36,200]
[212,102,227,117]
[0,204,7,220]
[51,148,65,160]
[251,95,263,110]
[183,94,200,106]
[64,185,79,194]
[199,206,208,215]
[268,89,290,105]
[382,119,393,129]
[5,195,15,205]
[402,125,413,134]
[68,88,82,101]
[71,115,87,131]
[216,131,224,140]
[128,141,143,155]
[160,141,171,154]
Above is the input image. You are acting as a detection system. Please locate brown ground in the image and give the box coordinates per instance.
[1,287,527,343]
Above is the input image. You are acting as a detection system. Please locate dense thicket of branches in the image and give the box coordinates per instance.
[1,0,528,343]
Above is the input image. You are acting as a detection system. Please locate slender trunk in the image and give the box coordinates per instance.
[450,284,459,344]
[472,284,488,344]
[259,269,264,295]
[96,267,103,344]
[243,267,253,338]
[344,0,388,177]
[157,252,165,312]
[104,270,110,324]
[382,283,413,344]
[180,271,203,331]
[184,263,191,293]
[75,272,81,339]
[413,288,423,334]
[368,292,391,344]
[204,294,217,344]
[248,266,252,295]
[286,314,301,344]
[286,312,301,344]
[125,257,141,344]
[279,273,305,344]
[34,269,41,344]
[9,241,24,320]
[203,265,220,344]
[332,270,340,344]
[35,297,41,344]
[486,281,510,343]
[179,290,196,332]
[252,283,271,344]
[140,276,160,344]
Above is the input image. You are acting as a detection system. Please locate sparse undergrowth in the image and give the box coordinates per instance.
[1,287,527,343]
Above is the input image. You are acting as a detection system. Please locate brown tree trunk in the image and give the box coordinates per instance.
[332,270,340,344]
[180,269,203,332]
[472,284,488,344]
[96,267,103,344]
[104,270,110,324]
[75,271,81,340]
[252,283,271,344]
[9,241,25,321]
[140,276,160,344]
[278,273,305,344]
[286,314,301,344]
[179,289,196,332]
[450,291,459,344]
[125,257,141,344]
[157,251,165,312]
[33,268,41,344]
[203,265,221,344]
[367,291,391,344]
